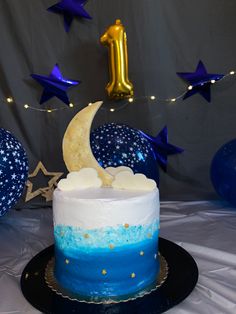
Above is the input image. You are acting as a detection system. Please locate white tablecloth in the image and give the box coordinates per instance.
[0,201,236,314]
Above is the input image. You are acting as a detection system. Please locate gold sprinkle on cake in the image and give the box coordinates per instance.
[109,244,115,250]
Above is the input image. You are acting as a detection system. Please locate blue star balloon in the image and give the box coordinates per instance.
[48,0,92,32]
[0,129,29,217]
[177,60,224,102]
[90,123,159,185]
[31,64,80,105]
[211,139,236,207]
[140,126,184,172]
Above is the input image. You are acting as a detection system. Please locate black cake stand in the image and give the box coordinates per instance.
[21,238,198,314]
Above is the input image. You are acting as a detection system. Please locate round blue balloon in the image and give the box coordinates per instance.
[0,128,29,216]
[91,123,159,185]
[210,139,236,206]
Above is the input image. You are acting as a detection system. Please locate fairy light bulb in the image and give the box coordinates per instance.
[230,71,235,75]
[24,104,29,109]
[69,103,74,108]
[128,97,134,103]
[150,96,156,100]
[6,97,13,103]
[211,79,216,84]
[110,108,115,112]
[88,102,92,106]
[170,98,176,102]
[47,109,52,113]
[188,85,193,90]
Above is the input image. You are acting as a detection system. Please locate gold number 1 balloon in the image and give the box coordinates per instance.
[100,19,134,100]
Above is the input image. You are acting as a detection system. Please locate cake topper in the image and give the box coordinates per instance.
[111,168,156,191]
[105,166,133,176]
[57,166,156,191]
[62,101,113,186]
[58,168,102,191]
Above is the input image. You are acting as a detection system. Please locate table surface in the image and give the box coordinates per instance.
[0,200,236,314]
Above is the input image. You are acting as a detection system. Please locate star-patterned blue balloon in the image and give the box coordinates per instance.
[31,64,80,105]
[211,139,236,207]
[91,123,159,185]
[140,126,184,172]
[0,129,29,217]
[177,60,224,102]
[48,0,92,32]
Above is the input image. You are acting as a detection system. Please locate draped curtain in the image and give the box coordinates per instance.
[0,0,236,206]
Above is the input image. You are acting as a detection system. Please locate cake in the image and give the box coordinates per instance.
[53,167,160,298]
[52,101,160,299]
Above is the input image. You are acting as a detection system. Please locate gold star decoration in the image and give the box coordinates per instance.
[25,161,63,202]
[40,186,55,202]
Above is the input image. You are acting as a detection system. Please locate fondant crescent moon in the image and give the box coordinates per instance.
[62,101,113,186]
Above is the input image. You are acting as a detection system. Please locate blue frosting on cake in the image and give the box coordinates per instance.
[54,222,159,297]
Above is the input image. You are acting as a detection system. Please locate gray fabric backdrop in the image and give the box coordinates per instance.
[0,0,236,206]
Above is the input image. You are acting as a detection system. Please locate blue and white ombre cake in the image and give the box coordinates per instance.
[53,167,160,298]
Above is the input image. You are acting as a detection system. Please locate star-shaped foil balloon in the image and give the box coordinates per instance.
[31,64,80,105]
[47,0,92,32]
[140,126,184,171]
[177,60,224,102]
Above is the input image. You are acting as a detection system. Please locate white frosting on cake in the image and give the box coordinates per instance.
[53,187,159,229]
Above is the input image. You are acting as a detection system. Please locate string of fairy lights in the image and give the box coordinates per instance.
[3,69,236,113]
